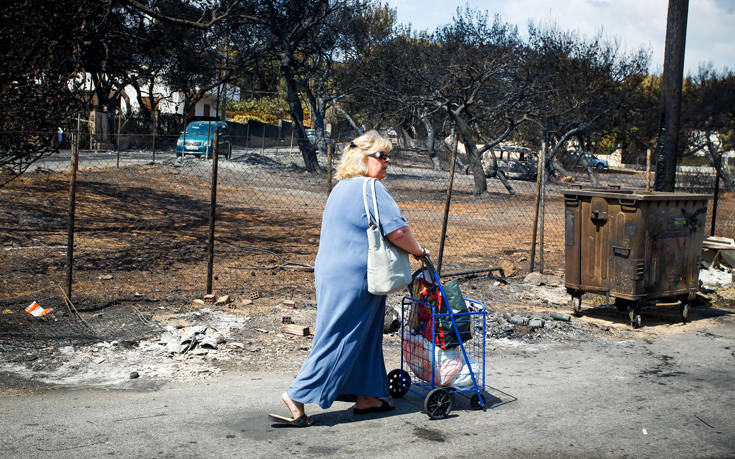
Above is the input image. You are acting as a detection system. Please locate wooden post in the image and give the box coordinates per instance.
[245,122,250,150]
[710,171,719,236]
[654,0,689,191]
[538,142,547,273]
[261,126,266,154]
[116,111,121,168]
[529,134,547,272]
[152,110,158,162]
[65,116,81,300]
[206,130,220,294]
[437,131,459,275]
[327,140,334,194]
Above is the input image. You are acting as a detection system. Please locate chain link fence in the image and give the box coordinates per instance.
[2,119,733,344]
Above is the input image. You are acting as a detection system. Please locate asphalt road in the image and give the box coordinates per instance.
[2,316,734,458]
[30,146,299,172]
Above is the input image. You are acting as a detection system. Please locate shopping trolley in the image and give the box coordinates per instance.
[387,257,487,419]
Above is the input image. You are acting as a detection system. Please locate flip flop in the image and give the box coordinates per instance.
[353,400,395,415]
[268,413,313,427]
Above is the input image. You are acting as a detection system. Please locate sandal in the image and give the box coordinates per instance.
[268,413,313,427]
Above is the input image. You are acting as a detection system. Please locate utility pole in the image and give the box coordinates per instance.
[654,0,689,192]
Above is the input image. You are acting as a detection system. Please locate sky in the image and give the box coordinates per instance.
[384,0,735,76]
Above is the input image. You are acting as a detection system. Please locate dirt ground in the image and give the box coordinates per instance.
[1,149,734,394]
[1,266,733,397]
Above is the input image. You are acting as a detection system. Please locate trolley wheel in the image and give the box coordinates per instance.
[424,388,452,419]
[387,369,410,398]
[570,296,582,317]
[681,300,690,323]
[470,393,485,410]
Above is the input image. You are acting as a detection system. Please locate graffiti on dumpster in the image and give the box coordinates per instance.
[653,232,688,281]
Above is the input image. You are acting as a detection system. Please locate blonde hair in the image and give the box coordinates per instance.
[335,130,393,180]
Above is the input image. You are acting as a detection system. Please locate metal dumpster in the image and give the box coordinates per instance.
[564,189,710,327]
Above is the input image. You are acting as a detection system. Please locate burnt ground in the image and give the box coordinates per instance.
[1,269,733,396]
[1,149,735,394]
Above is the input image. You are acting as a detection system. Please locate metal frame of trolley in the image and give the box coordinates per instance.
[387,257,487,419]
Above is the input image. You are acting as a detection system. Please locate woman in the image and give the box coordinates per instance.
[269,130,430,427]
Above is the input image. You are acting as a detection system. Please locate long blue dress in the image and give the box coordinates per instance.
[287,176,408,409]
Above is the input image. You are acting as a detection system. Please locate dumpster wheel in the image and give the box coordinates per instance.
[570,296,582,317]
[627,304,642,328]
[680,300,690,323]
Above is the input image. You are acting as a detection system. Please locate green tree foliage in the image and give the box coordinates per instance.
[227,97,296,125]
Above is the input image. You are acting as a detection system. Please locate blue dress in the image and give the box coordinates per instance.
[287,176,408,409]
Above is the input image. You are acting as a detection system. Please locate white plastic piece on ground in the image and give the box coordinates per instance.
[25,301,53,317]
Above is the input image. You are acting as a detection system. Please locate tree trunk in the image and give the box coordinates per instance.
[304,87,329,154]
[281,62,319,172]
[420,115,440,170]
[333,102,360,136]
[450,111,487,195]
[704,132,734,192]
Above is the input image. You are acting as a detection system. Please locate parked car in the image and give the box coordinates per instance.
[176,121,232,159]
[569,151,608,172]
[496,159,538,181]
[482,148,538,181]
[305,128,330,144]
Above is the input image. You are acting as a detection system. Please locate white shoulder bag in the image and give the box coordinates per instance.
[363,178,412,295]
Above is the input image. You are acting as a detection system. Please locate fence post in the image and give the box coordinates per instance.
[65,115,81,300]
[116,112,121,168]
[710,171,719,236]
[261,126,265,154]
[206,129,220,294]
[245,122,250,150]
[538,146,547,273]
[529,135,547,272]
[290,123,294,151]
[327,140,334,194]
[152,110,158,162]
[437,132,459,275]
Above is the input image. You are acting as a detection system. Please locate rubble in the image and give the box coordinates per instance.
[528,318,544,329]
[496,258,517,277]
[4,266,730,390]
[384,306,401,333]
[550,312,571,322]
[159,325,226,355]
[283,324,311,336]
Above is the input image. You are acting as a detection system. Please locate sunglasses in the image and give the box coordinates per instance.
[367,151,390,160]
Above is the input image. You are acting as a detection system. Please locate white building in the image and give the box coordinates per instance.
[71,72,240,118]
[120,82,240,118]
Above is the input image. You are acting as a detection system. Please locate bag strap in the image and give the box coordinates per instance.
[362,177,380,228]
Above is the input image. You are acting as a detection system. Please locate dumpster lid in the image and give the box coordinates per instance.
[563,188,711,201]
